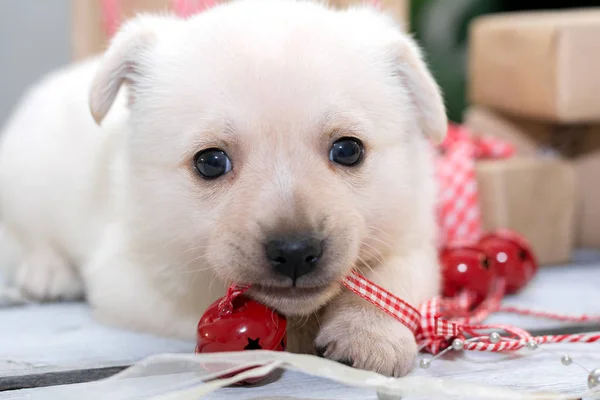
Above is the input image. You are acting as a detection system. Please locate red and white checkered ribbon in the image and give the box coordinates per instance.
[342,271,421,335]
[220,271,600,355]
[341,271,538,354]
[217,283,250,316]
[342,271,600,355]
[436,124,515,246]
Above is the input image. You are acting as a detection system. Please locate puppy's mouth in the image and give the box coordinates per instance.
[249,282,340,316]
[251,283,330,298]
[246,276,345,316]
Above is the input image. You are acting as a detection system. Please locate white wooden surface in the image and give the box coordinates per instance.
[1,343,600,399]
[1,251,599,399]
[0,303,194,378]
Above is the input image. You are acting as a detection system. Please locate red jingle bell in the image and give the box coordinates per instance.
[439,243,497,305]
[196,290,287,385]
[478,229,538,294]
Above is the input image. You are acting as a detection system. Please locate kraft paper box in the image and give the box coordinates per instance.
[465,106,600,250]
[72,0,409,60]
[476,157,576,265]
[463,105,600,158]
[469,9,600,123]
[464,106,553,156]
[573,131,600,249]
[575,150,600,248]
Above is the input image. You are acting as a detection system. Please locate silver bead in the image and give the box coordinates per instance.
[560,354,572,366]
[419,358,431,369]
[452,339,464,351]
[588,368,600,389]
[526,340,538,350]
[489,332,501,344]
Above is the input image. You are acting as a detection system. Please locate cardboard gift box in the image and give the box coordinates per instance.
[575,150,600,248]
[463,105,600,158]
[465,105,600,251]
[475,157,577,265]
[469,9,600,123]
[72,0,409,61]
[464,106,552,156]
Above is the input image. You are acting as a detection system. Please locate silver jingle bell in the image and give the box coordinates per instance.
[489,332,501,344]
[419,358,431,369]
[588,368,600,389]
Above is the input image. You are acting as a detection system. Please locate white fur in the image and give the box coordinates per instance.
[0,0,446,376]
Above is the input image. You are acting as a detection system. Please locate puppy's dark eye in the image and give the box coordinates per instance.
[193,148,232,179]
[329,137,364,166]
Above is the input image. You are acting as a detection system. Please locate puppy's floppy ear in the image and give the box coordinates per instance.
[89,15,177,125]
[390,36,447,144]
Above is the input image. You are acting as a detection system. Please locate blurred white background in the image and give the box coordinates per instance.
[0,0,70,126]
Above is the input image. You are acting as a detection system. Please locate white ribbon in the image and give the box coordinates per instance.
[100,351,598,400]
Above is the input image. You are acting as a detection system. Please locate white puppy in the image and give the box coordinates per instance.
[0,0,446,376]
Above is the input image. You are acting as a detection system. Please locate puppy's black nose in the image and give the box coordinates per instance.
[265,235,322,282]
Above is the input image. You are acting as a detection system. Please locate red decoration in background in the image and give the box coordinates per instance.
[479,229,538,294]
[171,0,217,17]
[100,0,120,38]
[435,124,515,246]
[100,0,219,40]
[439,230,537,304]
[439,243,497,306]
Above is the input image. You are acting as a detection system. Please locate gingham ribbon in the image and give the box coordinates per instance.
[341,272,600,354]
[217,283,250,316]
[221,271,600,355]
[436,124,515,246]
[459,279,506,325]
[340,272,501,353]
[341,271,520,353]
[342,271,421,335]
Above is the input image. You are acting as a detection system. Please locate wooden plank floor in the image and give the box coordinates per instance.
[0,303,193,380]
[2,341,600,399]
[1,251,599,398]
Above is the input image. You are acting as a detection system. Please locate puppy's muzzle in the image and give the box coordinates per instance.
[265,234,323,284]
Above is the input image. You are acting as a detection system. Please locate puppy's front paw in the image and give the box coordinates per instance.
[315,305,418,377]
[16,249,83,301]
